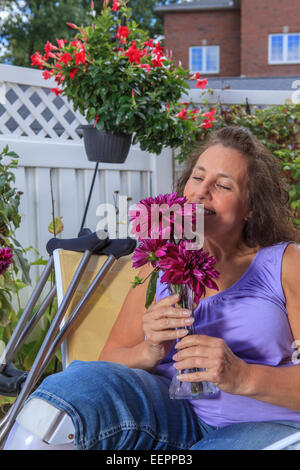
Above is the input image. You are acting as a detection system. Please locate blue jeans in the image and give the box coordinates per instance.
[30,360,300,450]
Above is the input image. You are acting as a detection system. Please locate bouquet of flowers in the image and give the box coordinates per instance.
[129,192,220,399]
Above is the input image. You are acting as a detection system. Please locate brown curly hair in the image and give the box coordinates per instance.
[176,126,299,247]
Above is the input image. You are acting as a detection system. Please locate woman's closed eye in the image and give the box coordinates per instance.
[192,177,231,191]
[216,183,231,191]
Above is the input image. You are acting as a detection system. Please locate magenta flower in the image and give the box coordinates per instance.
[129,192,189,240]
[0,246,13,275]
[132,239,168,269]
[158,241,219,304]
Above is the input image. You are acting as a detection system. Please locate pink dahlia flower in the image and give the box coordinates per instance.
[132,239,168,269]
[158,241,219,304]
[129,192,196,241]
[0,246,13,275]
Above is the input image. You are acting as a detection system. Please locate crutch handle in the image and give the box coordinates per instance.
[96,237,137,258]
[46,230,108,255]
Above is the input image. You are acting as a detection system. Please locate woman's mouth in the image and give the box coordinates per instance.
[204,208,216,216]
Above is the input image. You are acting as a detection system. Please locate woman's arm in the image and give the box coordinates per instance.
[98,262,156,370]
[98,263,192,372]
[241,242,300,410]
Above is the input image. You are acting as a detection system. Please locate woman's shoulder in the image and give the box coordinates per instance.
[282,242,300,282]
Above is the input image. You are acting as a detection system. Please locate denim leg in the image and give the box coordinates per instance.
[29,360,209,450]
[189,420,300,450]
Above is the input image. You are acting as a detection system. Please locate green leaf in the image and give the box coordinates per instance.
[145,270,159,309]
[48,216,64,235]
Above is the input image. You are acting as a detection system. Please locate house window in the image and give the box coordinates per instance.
[189,46,220,74]
[269,33,300,64]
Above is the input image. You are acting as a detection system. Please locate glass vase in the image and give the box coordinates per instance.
[168,284,218,400]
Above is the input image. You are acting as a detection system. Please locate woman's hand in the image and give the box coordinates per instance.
[142,294,194,365]
[172,334,251,395]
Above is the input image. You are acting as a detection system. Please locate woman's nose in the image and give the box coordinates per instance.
[196,181,212,200]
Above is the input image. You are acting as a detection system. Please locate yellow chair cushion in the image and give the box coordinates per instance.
[55,250,134,364]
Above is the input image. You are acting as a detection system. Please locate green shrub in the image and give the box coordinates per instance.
[0,145,61,413]
[178,101,300,231]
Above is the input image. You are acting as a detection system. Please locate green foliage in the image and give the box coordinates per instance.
[179,101,300,230]
[0,0,179,67]
[0,0,89,66]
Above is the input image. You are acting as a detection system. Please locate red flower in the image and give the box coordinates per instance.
[75,50,86,65]
[153,42,164,55]
[56,39,67,49]
[112,0,121,11]
[200,119,213,130]
[31,52,45,69]
[0,246,13,275]
[191,72,201,80]
[66,22,78,29]
[93,115,99,128]
[175,108,188,120]
[116,26,131,44]
[59,52,73,65]
[203,108,216,120]
[71,39,84,50]
[152,54,165,68]
[137,63,151,74]
[124,41,144,64]
[44,41,56,60]
[54,73,65,85]
[191,109,199,121]
[196,78,208,89]
[51,87,63,96]
[69,68,79,79]
[42,70,53,80]
[143,39,154,48]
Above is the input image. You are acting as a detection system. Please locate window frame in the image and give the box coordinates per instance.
[189,45,220,74]
[268,33,300,64]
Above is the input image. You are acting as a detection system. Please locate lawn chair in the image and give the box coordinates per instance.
[0,229,137,450]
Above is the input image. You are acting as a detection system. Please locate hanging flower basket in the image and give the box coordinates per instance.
[30,0,216,163]
[81,125,132,163]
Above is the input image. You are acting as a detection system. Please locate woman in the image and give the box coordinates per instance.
[29,126,300,450]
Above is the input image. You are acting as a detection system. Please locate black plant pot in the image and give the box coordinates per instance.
[81,125,132,163]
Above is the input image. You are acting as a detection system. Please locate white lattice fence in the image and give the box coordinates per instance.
[0,64,86,140]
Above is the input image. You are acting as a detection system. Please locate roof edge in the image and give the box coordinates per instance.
[155,1,240,15]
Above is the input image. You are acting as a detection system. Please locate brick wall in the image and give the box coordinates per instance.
[241,0,300,77]
[163,10,241,77]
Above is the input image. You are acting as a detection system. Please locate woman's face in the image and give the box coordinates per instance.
[183,144,250,240]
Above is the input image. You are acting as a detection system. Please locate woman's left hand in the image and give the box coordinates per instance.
[172,334,250,395]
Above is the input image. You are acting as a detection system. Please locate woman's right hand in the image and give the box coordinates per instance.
[142,294,194,365]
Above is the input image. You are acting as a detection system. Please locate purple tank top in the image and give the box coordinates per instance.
[155,241,300,427]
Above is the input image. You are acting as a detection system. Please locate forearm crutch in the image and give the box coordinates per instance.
[0,230,114,447]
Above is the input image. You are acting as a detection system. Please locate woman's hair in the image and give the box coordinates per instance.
[176,126,299,247]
